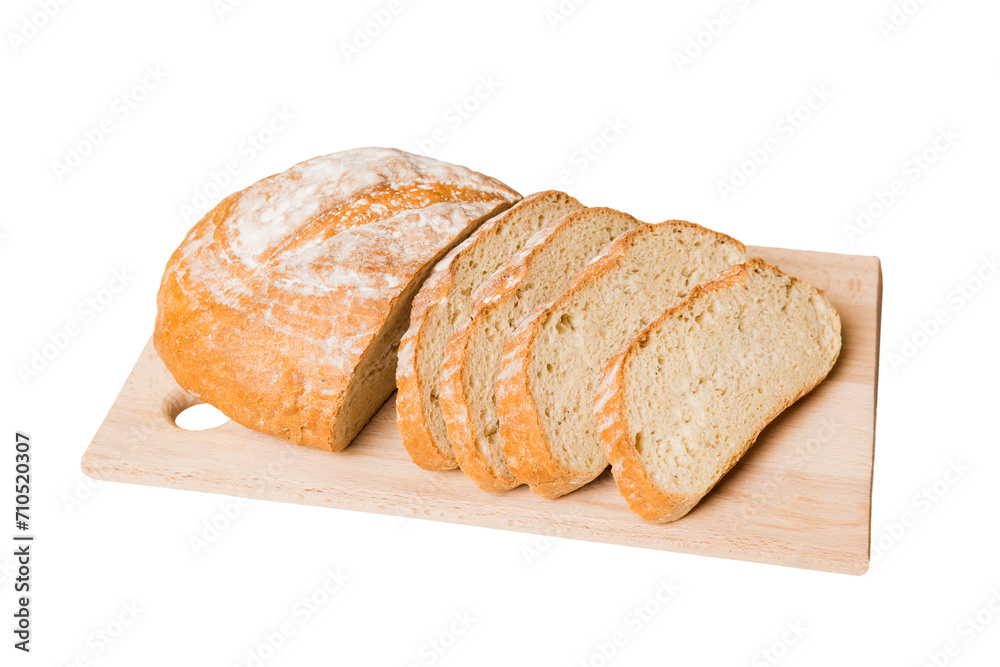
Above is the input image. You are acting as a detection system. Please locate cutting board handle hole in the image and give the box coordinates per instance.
[174,403,230,431]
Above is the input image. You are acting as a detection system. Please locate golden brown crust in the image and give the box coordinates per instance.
[496,226,637,499]
[396,272,460,470]
[497,220,748,499]
[155,148,519,453]
[440,208,604,492]
[495,311,580,498]
[594,259,843,522]
[397,192,580,471]
[439,295,521,490]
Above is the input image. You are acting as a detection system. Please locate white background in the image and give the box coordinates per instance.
[2,0,999,665]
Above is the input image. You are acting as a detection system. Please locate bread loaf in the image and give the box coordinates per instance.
[595,259,842,522]
[396,191,584,470]
[439,207,641,491]
[155,148,519,451]
[496,221,746,498]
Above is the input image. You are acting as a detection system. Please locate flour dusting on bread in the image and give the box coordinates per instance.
[155,148,519,451]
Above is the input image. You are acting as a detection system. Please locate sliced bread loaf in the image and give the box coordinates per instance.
[439,207,642,492]
[397,191,584,470]
[496,221,746,498]
[595,259,842,523]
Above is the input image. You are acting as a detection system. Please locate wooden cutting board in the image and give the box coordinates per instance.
[81,246,881,575]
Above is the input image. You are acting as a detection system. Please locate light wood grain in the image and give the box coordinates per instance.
[81,246,881,575]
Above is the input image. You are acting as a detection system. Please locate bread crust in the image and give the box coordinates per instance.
[440,208,628,492]
[594,259,843,522]
[397,192,581,471]
[396,257,465,470]
[497,220,747,499]
[155,148,519,452]
[438,256,528,490]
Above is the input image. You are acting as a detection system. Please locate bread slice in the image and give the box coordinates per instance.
[397,191,584,470]
[497,221,746,498]
[440,207,642,492]
[595,259,842,523]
